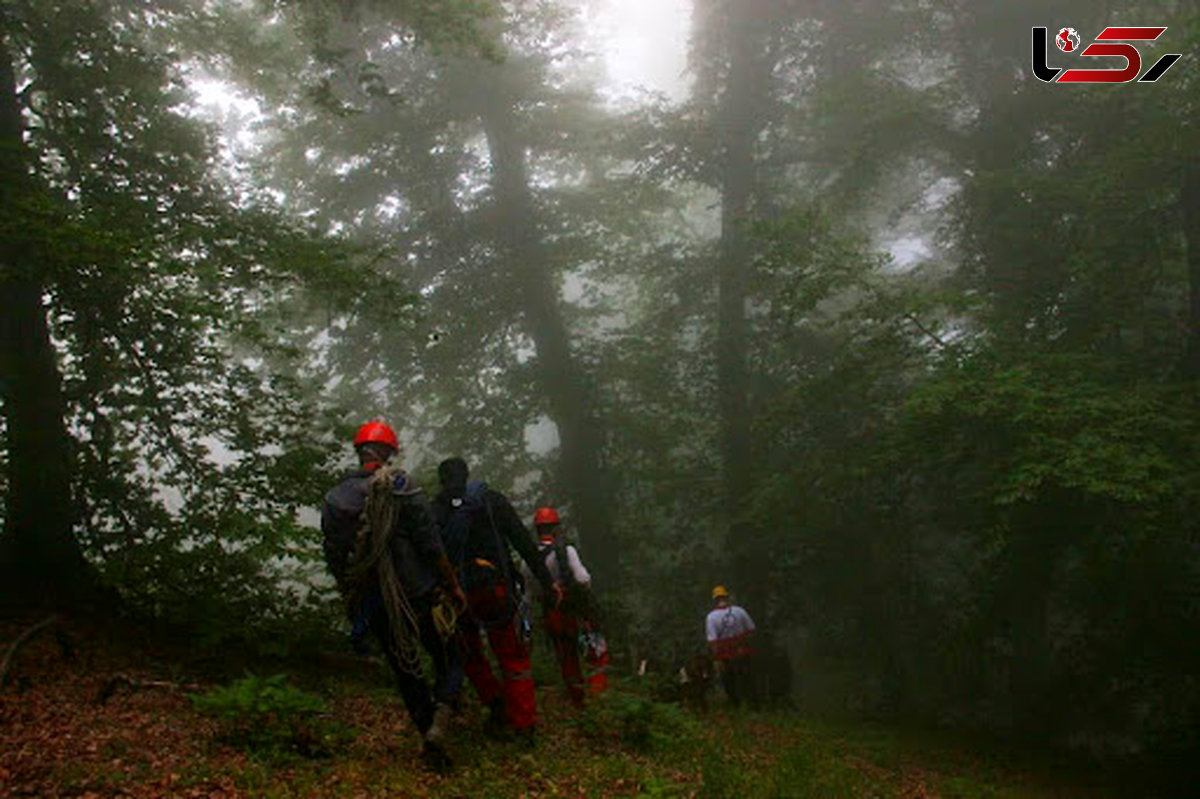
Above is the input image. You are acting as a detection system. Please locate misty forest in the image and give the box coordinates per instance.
[1,0,1198,796]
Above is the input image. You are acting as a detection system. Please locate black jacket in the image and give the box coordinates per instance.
[321,468,444,601]
[432,484,555,592]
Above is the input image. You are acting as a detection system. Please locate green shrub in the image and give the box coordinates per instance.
[190,673,352,760]
[575,693,700,753]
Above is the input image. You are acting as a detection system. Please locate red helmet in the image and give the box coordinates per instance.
[533,507,560,526]
[353,421,399,451]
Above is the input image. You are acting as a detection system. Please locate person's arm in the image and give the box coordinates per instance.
[492,492,556,590]
[566,545,591,587]
[320,497,355,593]
[705,613,725,669]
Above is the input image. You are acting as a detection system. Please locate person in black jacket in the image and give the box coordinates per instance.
[322,422,466,766]
[433,456,561,738]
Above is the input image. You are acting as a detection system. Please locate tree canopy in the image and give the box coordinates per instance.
[1,0,1198,769]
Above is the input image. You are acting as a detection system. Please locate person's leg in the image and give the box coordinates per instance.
[459,618,502,707]
[584,635,609,695]
[547,610,584,706]
[370,606,435,734]
[416,597,464,709]
[486,618,536,730]
[725,658,748,708]
[410,606,456,752]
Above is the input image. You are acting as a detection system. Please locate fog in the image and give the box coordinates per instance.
[1,0,1197,781]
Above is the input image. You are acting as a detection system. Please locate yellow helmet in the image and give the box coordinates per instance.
[711,585,729,601]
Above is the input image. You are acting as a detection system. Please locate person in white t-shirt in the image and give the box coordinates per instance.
[705,585,756,706]
[524,506,609,705]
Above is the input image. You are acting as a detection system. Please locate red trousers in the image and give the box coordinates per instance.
[461,582,536,730]
[546,609,609,704]
[545,608,585,705]
[586,643,610,694]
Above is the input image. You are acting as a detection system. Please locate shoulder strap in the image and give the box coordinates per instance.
[553,536,576,588]
[480,488,516,589]
[717,607,738,637]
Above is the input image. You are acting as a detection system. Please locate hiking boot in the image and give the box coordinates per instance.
[425,702,453,746]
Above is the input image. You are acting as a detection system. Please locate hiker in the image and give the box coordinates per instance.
[705,585,756,707]
[524,506,610,706]
[321,421,467,766]
[433,457,563,740]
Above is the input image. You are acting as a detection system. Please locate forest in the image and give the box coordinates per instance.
[1,0,1198,796]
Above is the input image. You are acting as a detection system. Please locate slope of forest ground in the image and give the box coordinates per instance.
[0,614,1162,798]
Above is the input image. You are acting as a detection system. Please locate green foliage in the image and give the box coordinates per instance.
[0,0,385,625]
[190,673,352,760]
[699,733,900,798]
[573,692,701,753]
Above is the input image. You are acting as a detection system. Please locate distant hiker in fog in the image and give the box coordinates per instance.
[433,457,562,742]
[706,585,756,707]
[320,421,466,769]
[523,506,609,706]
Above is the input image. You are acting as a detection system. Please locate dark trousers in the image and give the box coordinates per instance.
[721,656,752,707]
[366,592,464,734]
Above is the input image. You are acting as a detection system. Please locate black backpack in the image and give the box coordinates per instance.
[440,480,522,623]
[440,479,488,572]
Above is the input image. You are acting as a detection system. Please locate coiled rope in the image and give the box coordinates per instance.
[347,465,423,677]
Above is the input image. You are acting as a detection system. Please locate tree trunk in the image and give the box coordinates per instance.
[709,1,772,612]
[0,34,97,608]
[1182,161,1200,379]
[477,98,618,586]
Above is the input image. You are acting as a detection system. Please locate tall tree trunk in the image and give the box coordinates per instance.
[709,0,772,612]
[0,34,97,607]
[1182,161,1200,379]
[477,97,618,586]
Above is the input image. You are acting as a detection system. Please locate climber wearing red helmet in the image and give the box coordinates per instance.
[352,421,400,470]
[524,506,609,706]
[321,421,466,769]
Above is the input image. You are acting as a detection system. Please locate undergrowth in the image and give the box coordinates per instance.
[190,673,354,761]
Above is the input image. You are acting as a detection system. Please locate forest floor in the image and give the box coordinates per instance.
[0,613,1150,798]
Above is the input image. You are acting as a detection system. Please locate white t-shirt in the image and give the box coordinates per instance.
[706,605,755,642]
[521,541,591,599]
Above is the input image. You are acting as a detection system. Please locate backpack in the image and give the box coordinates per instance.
[439,480,488,571]
[539,537,595,619]
[537,537,578,590]
[441,480,521,625]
